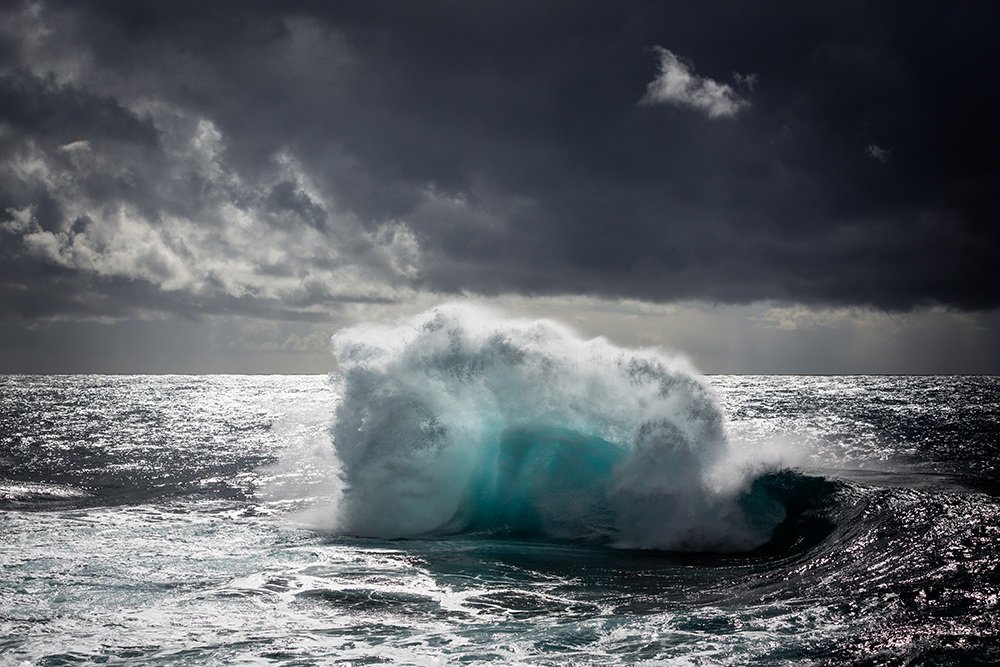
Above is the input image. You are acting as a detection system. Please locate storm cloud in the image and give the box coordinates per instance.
[2,0,999,327]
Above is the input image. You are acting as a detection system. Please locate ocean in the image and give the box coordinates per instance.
[2,324,999,665]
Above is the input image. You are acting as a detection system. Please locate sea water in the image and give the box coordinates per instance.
[1,309,998,664]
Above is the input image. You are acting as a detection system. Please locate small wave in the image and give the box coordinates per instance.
[318,304,800,552]
[0,481,92,507]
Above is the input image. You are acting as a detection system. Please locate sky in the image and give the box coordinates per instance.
[1,1,998,374]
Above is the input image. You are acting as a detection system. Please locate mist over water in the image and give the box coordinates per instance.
[324,305,787,550]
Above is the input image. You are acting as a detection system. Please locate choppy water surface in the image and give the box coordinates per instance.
[1,374,998,665]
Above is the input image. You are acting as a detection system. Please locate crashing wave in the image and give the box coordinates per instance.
[325,304,788,551]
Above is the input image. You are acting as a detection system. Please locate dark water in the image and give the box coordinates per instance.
[1,375,998,665]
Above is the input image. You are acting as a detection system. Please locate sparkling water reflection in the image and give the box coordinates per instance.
[1,375,998,664]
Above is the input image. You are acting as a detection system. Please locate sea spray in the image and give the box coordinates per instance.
[326,304,786,550]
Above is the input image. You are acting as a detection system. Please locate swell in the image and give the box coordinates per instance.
[721,468,1000,657]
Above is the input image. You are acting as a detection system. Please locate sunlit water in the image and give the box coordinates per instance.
[2,374,998,665]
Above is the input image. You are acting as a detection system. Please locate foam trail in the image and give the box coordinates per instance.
[325,304,785,551]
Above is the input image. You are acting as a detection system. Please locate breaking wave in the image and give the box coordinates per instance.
[325,304,793,551]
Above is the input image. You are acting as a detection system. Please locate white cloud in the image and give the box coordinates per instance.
[866,143,890,163]
[58,140,91,153]
[1,206,36,234]
[641,47,749,119]
[754,304,876,331]
[732,72,758,92]
[2,110,423,311]
[0,3,424,317]
[752,303,982,333]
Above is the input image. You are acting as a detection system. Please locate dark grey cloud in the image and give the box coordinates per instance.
[0,69,157,148]
[2,0,999,325]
